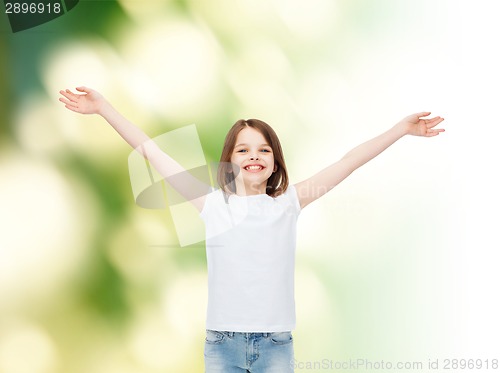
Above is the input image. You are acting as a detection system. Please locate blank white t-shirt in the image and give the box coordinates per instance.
[199,185,301,332]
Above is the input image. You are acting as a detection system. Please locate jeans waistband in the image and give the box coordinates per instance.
[214,331,276,338]
[236,332,270,337]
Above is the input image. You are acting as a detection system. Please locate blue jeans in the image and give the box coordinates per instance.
[204,330,295,372]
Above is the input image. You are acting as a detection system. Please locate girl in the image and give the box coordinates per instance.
[59,86,445,372]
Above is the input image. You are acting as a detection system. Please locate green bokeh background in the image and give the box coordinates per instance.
[1,1,499,372]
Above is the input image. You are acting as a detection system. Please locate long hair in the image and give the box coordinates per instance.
[217,119,289,197]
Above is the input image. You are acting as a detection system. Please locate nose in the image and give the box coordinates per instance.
[249,154,259,160]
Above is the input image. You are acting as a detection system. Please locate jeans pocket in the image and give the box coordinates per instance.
[270,331,293,345]
[205,329,226,345]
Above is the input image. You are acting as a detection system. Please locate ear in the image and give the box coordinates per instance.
[273,165,278,173]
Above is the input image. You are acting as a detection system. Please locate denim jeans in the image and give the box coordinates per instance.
[204,330,295,372]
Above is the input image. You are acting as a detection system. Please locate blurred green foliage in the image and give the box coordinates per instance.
[0,1,468,372]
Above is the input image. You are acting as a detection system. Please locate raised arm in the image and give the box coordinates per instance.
[59,87,209,212]
[294,112,445,209]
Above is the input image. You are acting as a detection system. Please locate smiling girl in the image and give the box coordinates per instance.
[59,86,445,372]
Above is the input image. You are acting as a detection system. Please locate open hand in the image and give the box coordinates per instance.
[58,86,105,115]
[398,112,445,137]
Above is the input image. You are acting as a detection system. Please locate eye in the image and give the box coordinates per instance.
[236,149,247,153]
[260,149,271,153]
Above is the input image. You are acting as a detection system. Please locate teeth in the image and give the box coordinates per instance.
[245,166,262,170]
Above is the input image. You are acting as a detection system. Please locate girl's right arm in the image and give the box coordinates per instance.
[59,87,208,212]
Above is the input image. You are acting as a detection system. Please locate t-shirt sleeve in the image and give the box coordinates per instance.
[199,187,219,221]
[285,184,301,215]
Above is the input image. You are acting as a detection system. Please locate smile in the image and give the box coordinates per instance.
[244,165,264,171]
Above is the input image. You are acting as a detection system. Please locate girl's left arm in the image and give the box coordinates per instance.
[294,112,445,209]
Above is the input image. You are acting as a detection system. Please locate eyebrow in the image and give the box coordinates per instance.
[235,143,271,147]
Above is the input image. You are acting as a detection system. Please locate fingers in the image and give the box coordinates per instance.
[416,111,431,118]
[76,86,91,93]
[64,104,81,113]
[59,89,83,112]
[58,96,78,108]
[426,128,445,137]
[59,89,75,101]
[425,126,445,136]
[59,98,81,112]
[60,89,84,105]
[59,87,90,100]
[426,116,445,128]
[59,91,78,106]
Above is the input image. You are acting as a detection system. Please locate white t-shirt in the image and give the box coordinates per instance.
[199,185,301,332]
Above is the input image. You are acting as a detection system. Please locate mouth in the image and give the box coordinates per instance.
[244,165,265,172]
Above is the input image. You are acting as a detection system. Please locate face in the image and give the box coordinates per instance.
[230,127,276,195]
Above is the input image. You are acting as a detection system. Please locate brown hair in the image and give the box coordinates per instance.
[217,119,289,197]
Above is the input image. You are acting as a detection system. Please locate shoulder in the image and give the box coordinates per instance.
[199,188,228,218]
[277,184,301,213]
